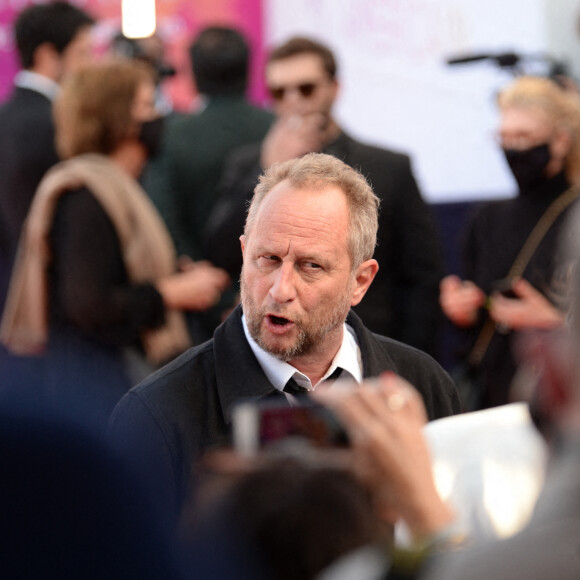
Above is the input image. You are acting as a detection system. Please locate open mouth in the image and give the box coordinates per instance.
[268,315,291,326]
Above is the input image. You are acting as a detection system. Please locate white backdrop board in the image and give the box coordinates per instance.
[265,0,550,202]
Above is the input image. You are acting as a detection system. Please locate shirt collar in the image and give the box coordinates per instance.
[242,314,362,392]
[14,70,60,102]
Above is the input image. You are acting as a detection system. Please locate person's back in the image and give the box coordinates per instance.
[144,26,273,260]
[156,96,273,259]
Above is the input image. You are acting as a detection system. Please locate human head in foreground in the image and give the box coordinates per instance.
[240,153,379,376]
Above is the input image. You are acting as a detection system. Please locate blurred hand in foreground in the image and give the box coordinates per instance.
[313,372,455,542]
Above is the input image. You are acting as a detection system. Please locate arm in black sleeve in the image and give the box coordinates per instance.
[50,187,166,347]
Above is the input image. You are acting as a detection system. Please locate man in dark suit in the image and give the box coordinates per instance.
[0,2,94,313]
[204,36,444,356]
[109,153,460,520]
[144,26,273,260]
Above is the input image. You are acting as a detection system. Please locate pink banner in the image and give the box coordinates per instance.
[0,0,266,109]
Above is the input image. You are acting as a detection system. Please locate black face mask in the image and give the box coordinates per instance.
[138,116,165,158]
[502,143,551,192]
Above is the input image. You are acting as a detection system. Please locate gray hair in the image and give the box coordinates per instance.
[244,153,380,269]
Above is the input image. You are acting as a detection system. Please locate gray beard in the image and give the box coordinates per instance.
[240,272,350,361]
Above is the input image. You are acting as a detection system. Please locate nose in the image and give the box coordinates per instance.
[269,263,297,303]
[277,89,310,116]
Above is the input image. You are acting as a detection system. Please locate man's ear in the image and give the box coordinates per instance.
[350,259,379,307]
[240,234,246,255]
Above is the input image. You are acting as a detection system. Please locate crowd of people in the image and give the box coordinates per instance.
[2,2,580,579]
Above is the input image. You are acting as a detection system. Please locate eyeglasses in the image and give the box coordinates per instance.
[267,81,319,101]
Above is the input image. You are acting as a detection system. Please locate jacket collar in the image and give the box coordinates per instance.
[213,305,395,423]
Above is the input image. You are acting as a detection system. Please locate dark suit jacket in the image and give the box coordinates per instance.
[109,306,460,518]
[204,131,444,355]
[143,96,274,259]
[0,86,59,311]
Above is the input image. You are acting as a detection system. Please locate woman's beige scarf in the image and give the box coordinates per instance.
[0,153,191,365]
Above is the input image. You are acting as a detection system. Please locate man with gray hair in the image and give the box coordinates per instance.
[109,153,460,519]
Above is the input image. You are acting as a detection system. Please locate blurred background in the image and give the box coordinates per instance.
[0,0,580,203]
[2,0,580,205]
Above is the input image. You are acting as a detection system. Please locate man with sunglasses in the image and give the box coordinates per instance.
[205,36,444,356]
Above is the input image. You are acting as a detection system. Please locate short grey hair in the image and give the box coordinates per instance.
[244,153,380,269]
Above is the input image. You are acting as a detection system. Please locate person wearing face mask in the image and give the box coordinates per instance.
[440,76,580,410]
[0,59,230,431]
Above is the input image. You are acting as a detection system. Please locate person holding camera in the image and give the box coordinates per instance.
[440,76,580,410]
[109,152,460,522]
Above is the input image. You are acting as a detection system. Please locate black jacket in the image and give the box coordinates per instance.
[0,87,59,311]
[109,306,460,517]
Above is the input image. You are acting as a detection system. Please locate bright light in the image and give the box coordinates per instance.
[122,0,156,39]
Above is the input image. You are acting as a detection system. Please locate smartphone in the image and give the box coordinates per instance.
[491,278,519,299]
[232,398,349,457]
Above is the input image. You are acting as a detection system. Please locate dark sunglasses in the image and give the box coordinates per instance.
[268,82,318,101]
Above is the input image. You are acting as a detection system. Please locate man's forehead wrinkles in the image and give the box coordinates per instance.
[270,207,339,231]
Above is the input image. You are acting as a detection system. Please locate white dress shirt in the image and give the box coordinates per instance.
[14,70,60,102]
[242,314,362,401]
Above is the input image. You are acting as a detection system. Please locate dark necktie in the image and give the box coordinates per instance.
[283,366,343,396]
[283,377,309,396]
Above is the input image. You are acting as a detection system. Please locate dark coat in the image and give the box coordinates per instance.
[0,87,59,311]
[109,306,460,518]
[143,97,274,259]
[204,131,444,355]
[459,171,577,408]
